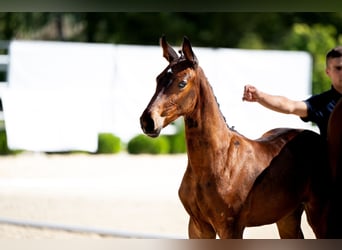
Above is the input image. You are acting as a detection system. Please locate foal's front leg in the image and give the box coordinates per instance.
[188,217,216,239]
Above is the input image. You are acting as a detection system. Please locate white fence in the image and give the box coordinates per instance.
[0,40,317,152]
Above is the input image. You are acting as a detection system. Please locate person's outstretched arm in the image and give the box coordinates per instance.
[242,84,308,118]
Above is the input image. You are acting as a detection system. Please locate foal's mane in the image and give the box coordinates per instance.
[195,60,234,132]
[207,80,230,129]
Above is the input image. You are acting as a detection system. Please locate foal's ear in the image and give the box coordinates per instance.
[160,35,179,63]
[182,36,198,66]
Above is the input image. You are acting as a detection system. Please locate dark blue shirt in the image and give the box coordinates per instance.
[301,86,342,138]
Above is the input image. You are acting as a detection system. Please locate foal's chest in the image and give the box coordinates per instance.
[179,169,240,224]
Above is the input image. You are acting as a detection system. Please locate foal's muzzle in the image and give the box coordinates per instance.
[140,111,162,138]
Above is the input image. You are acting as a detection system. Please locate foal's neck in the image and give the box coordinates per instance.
[184,68,232,160]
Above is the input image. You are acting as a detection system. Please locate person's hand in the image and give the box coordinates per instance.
[242,84,259,102]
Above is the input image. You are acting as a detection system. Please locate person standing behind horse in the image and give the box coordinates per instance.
[242,46,342,140]
[242,46,342,238]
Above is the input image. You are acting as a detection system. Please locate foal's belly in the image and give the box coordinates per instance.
[241,191,303,227]
[239,168,308,226]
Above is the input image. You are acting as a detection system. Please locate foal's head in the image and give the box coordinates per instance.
[140,36,200,137]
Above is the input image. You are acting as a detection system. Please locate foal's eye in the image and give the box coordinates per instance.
[178,80,187,89]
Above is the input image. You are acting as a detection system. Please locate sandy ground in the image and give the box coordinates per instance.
[0,153,315,239]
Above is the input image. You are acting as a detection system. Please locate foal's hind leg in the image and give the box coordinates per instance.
[276,204,304,239]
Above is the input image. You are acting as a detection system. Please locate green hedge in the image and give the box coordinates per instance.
[166,130,187,154]
[127,134,170,154]
[0,128,186,155]
[96,133,122,154]
[127,119,187,155]
[0,129,21,155]
[127,132,187,155]
[168,120,187,154]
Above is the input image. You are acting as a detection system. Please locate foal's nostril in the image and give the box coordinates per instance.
[140,114,155,134]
